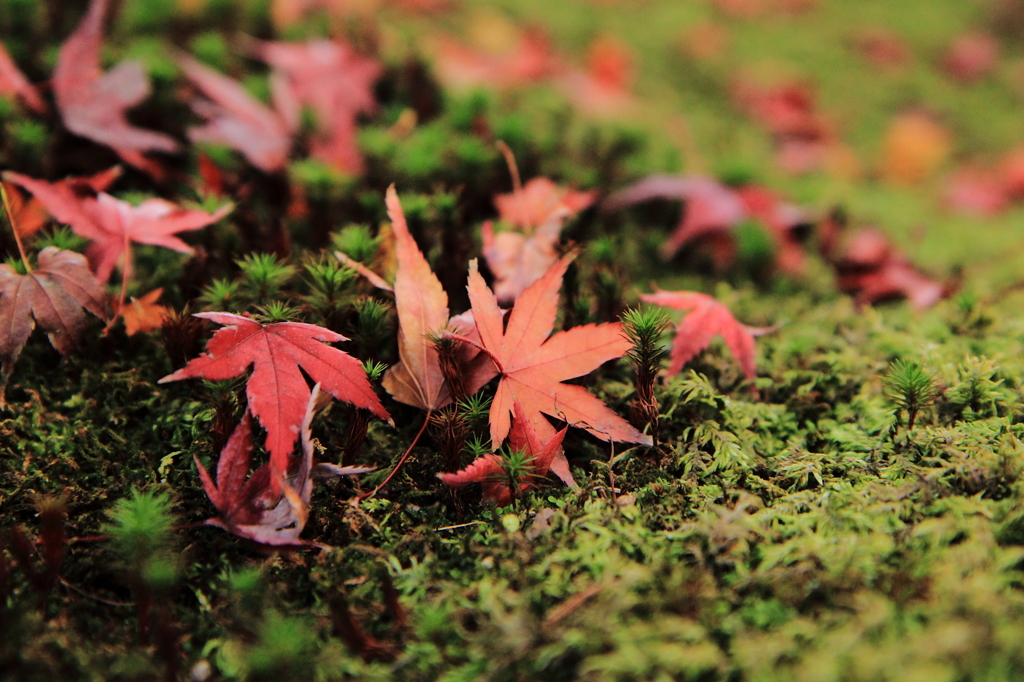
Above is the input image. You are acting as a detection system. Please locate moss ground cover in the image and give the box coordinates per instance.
[5,0,1024,679]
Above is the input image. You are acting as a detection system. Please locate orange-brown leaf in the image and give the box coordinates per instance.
[381,186,497,410]
[0,41,45,113]
[120,287,170,336]
[381,185,450,410]
[0,183,48,238]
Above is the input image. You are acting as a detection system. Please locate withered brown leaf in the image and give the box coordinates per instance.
[0,247,109,404]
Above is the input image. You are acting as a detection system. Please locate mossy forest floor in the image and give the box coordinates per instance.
[6,0,1024,680]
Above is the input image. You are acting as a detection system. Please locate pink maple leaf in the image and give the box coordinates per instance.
[195,384,373,547]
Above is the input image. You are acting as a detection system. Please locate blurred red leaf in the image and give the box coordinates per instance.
[0,41,45,113]
[733,78,848,174]
[853,29,911,70]
[556,35,635,117]
[821,218,949,310]
[433,28,554,91]
[943,32,999,84]
[943,166,1009,216]
[603,175,810,273]
[54,0,179,174]
[3,168,123,241]
[6,170,230,282]
[255,40,381,174]
[484,178,596,303]
[80,194,232,282]
[179,55,294,174]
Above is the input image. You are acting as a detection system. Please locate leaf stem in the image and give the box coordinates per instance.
[496,140,530,231]
[106,232,132,334]
[0,183,32,272]
[358,412,432,502]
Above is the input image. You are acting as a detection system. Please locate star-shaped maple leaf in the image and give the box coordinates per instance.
[0,247,108,404]
[438,400,567,505]
[54,0,179,174]
[640,290,772,382]
[4,168,123,239]
[463,253,652,486]
[79,193,233,284]
[4,171,231,284]
[160,313,391,494]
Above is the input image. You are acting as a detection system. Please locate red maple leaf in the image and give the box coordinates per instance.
[603,175,810,273]
[195,384,373,546]
[640,290,771,382]
[0,247,109,404]
[54,0,179,174]
[0,41,45,113]
[160,313,391,494]
[438,400,568,505]
[255,39,381,174]
[179,55,295,174]
[461,253,652,487]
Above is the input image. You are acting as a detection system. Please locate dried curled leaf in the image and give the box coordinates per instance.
[195,384,368,546]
